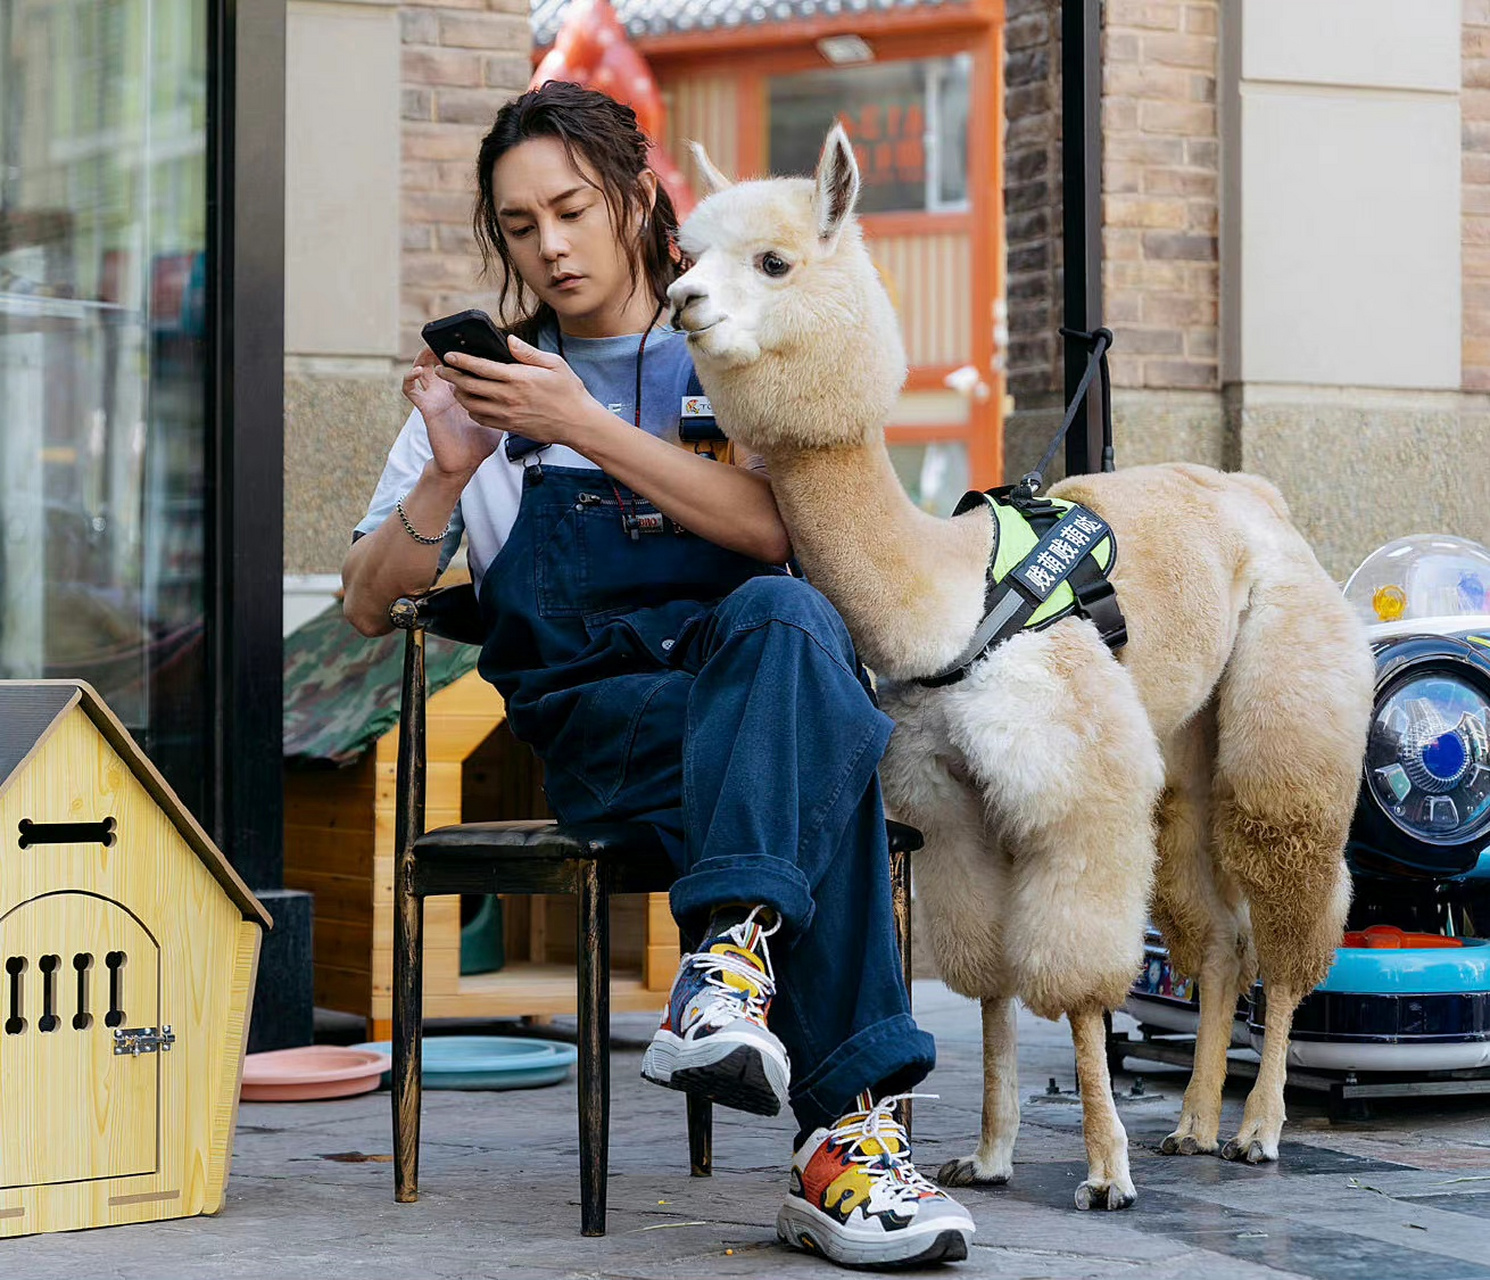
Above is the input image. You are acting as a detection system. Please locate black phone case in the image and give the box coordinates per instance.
[421,309,514,365]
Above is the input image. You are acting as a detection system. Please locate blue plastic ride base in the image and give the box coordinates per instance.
[1251,938,1490,1071]
[1316,936,1490,995]
[352,1036,577,1090]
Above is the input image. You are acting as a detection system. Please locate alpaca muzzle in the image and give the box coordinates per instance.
[667,278,710,331]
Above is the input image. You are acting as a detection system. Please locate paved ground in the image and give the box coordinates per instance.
[8,981,1490,1279]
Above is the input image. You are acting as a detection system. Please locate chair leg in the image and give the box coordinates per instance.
[673,928,713,1177]
[392,622,429,1203]
[890,844,913,1139]
[576,859,610,1236]
[687,1095,713,1177]
[392,888,425,1203]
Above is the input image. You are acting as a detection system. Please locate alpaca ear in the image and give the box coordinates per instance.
[813,122,860,247]
[688,141,734,196]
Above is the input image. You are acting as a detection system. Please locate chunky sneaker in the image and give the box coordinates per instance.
[641,905,790,1116]
[777,1093,975,1268]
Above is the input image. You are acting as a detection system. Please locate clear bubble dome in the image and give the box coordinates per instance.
[1344,535,1490,632]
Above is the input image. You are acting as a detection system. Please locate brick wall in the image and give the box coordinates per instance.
[1001,0,1219,404]
[1465,2,1490,391]
[1100,0,1218,391]
[400,1,533,358]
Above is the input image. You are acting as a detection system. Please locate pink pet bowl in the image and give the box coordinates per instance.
[240,1045,389,1102]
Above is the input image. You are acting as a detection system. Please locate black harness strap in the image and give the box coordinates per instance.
[919,488,1125,688]
[1025,327,1116,493]
[917,327,1127,688]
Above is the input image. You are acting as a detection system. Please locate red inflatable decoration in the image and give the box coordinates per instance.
[531,0,696,218]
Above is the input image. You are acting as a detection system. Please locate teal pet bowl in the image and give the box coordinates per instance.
[352,1036,576,1090]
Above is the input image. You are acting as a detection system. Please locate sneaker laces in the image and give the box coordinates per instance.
[689,905,780,1027]
[828,1093,942,1203]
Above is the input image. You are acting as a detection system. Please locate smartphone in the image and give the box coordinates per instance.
[421,309,515,366]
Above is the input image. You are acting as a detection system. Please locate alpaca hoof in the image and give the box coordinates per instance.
[1159,1132,1207,1156]
[1074,1180,1136,1212]
[937,1157,1010,1188]
[1221,1138,1276,1165]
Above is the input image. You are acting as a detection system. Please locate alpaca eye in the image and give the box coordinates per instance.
[756,251,791,278]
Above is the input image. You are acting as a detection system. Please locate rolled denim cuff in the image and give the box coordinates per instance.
[790,1013,937,1136]
[668,854,816,939]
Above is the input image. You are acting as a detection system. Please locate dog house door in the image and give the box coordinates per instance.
[0,893,161,1188]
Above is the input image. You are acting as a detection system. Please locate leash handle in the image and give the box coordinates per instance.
[1020,327,1114,497]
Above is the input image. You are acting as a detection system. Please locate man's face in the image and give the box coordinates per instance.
[491,136,634,327]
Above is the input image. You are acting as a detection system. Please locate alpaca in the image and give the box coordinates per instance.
[666,124,1376,1211]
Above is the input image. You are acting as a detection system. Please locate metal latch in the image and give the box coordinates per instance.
[113,1025,175,1056]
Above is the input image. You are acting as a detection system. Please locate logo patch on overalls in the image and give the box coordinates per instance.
[632,511,666,534]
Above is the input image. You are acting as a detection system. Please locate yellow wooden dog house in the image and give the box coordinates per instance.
[0,680,270,1238]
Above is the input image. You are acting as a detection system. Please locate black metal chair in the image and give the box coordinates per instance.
[387,582,921,1236]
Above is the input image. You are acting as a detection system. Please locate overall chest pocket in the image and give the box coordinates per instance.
[533,492,778,621]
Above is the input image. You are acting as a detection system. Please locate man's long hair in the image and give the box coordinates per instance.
[473,81,682,344]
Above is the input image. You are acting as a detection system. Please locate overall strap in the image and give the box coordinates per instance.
[680,367,728,448]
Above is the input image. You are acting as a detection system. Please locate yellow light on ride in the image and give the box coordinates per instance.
[1373,584,1407,622]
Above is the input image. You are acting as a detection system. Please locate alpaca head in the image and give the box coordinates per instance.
[667,124,907,451]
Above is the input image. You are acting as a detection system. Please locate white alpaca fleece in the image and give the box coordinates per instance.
[672,126,1377,1208]
[672,188,906,452]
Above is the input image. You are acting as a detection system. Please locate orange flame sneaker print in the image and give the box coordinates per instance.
[641,905,790,1115]
[777,1093,975,1268]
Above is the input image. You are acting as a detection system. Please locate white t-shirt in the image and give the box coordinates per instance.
[355,321,709,590]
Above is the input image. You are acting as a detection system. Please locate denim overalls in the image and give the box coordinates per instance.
[477,462,936,1135]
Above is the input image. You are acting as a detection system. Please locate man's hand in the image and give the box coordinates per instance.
[404,346,504,480]
[439,336,598,448]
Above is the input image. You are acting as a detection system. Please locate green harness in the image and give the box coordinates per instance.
[918,485,1126,688]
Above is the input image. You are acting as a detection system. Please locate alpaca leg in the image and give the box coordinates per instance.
[1223,981,1299,1163]
[879,682,1009,1000]
[1003,802,1148,1212]
[1070,1006,1136,1211]
[879,685,1018,1180]
[1212,571,1371,1163]
[1153,708,1249,1156]
[1159,945,1241,1155]
[938,626,1163,1212]
[938,996,1019,1187]
[940,624,1163,1028]
[1216,785,1350,1163]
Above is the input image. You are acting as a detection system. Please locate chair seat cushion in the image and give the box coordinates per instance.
[412,818,923,896]
[412,819,676,896]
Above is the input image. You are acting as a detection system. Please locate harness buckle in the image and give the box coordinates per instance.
[1070,572,1128,649]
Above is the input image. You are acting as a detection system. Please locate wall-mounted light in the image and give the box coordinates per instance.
[816,33,874,65]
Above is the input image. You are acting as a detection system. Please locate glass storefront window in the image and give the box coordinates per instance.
[768,54,973,215]
[1,0,210,819]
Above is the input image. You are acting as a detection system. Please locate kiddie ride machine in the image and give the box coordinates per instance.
[1115,534,1490,1119]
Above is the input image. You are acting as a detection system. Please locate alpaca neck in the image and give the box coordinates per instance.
[763,436,993,679]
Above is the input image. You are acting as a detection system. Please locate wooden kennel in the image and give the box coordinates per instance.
[0,680,270,1238]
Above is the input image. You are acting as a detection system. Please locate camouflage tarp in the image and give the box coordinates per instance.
[283,601,481,767]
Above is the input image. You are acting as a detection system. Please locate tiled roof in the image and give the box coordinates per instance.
[533,0,957,49]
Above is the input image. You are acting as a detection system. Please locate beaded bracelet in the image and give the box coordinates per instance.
[395,494,451,546]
